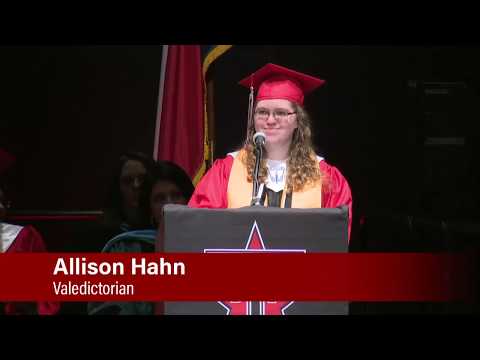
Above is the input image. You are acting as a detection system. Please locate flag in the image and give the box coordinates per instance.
[200,45,232,177]
[154,45,232,185]
[201,45,232,75]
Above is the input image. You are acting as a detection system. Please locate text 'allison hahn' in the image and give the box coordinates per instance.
[53,257,186,276]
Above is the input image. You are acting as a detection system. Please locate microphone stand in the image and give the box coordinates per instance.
[251,144,264,206]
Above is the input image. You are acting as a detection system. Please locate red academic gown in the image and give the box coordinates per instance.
[188,155,353,241]
[3,224,60,315]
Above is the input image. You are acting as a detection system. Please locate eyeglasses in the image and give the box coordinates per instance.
[254,109,296,121]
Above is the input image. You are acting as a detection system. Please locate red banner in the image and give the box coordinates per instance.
[153,45,205,181]
[0,253,476,302]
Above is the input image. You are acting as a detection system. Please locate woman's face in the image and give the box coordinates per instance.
[254,99,298,149]
[119,160,147,208]
[150,180,187,226]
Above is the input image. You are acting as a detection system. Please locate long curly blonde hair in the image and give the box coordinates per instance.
[241,102,326,192]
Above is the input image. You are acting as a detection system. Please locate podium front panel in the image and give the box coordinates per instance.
[158,205,349,315]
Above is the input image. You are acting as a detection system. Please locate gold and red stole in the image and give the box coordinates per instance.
[226,149,323,209]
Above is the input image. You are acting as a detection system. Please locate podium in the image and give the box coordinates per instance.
[156,204,349,315]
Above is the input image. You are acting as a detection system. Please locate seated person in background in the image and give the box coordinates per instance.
[88,160,194,315]
[0,148,60,315]
[91,152,156,252]
[147,160,195,230]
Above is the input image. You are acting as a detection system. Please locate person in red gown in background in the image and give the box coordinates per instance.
[188,63,352,240]
[0,148,60,315]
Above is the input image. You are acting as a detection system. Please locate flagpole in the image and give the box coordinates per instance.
[153,45,169,161]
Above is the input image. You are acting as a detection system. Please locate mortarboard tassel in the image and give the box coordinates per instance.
[246,81,255,144]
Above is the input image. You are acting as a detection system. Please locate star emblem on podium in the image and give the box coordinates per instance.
[204,221,305,315]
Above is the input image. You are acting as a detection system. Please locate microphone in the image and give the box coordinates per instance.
[253,132,266,148]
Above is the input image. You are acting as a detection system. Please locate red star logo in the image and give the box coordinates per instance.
[204,221,305,315]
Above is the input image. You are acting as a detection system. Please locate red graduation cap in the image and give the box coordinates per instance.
[0,148,16,176]
[239,63,326,105]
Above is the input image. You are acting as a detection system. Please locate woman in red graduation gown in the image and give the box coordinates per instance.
[188,63,353,240]
[1,148,60,315]
[1,221,60,314]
